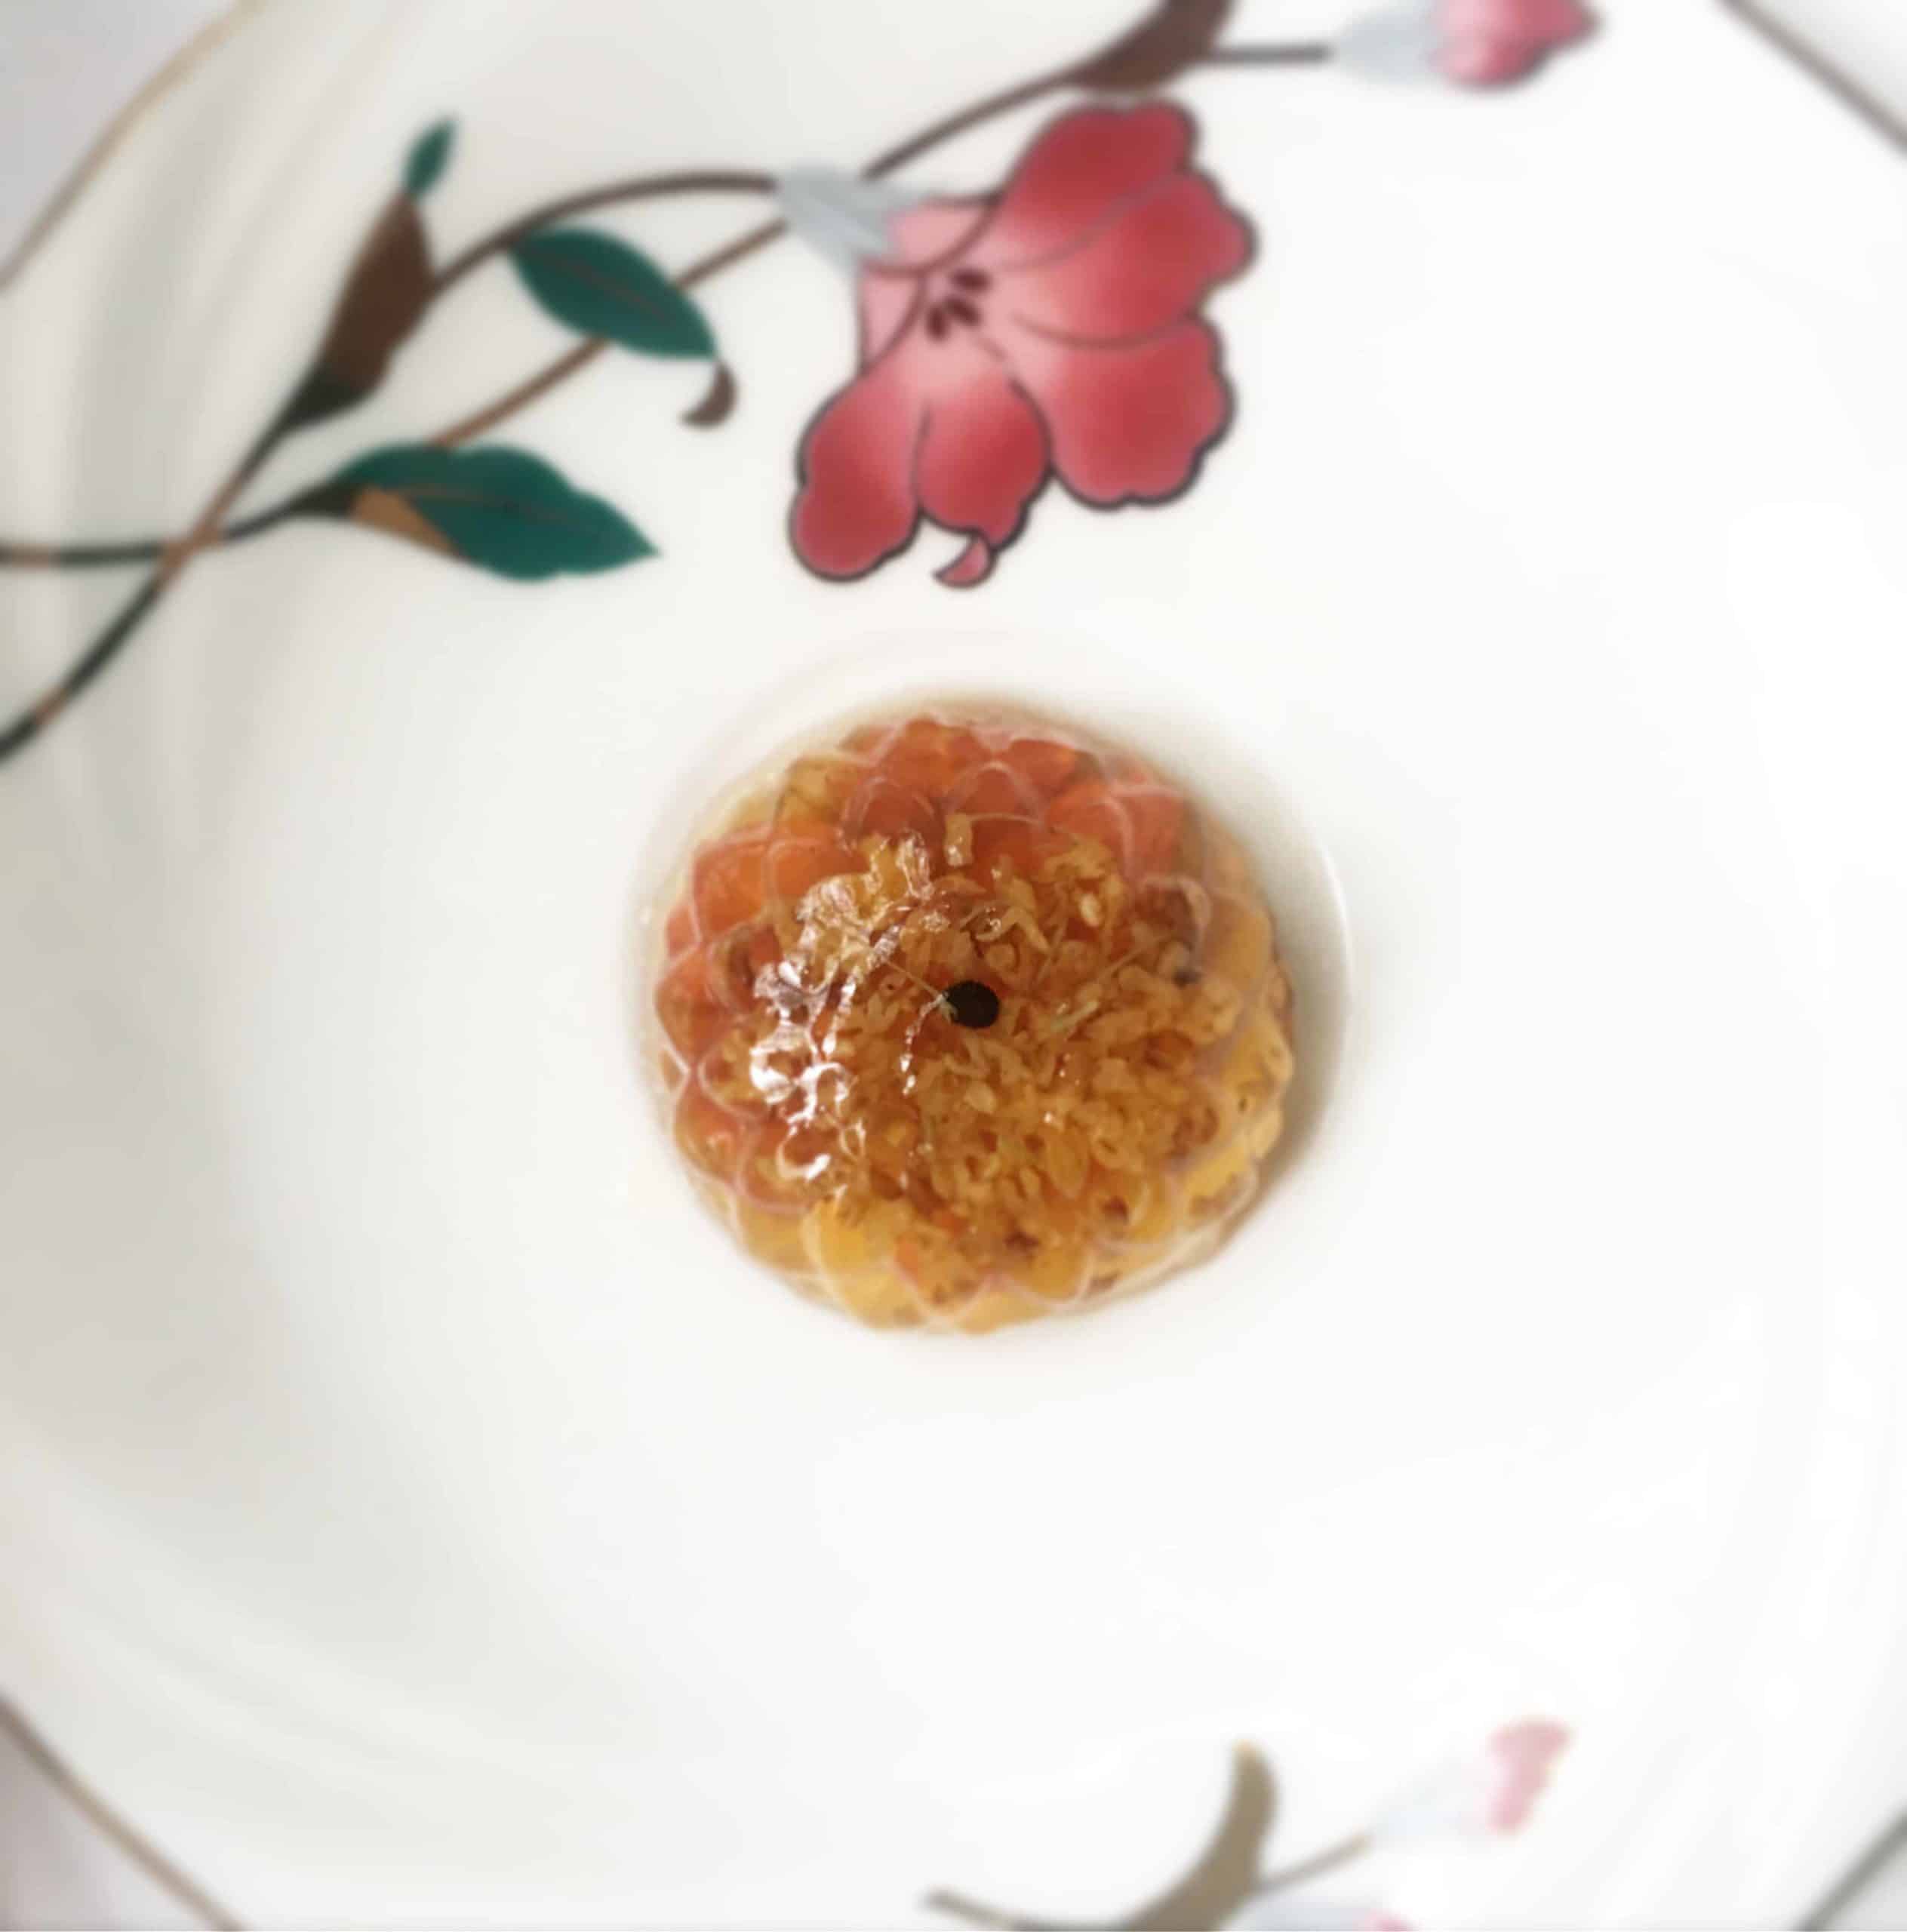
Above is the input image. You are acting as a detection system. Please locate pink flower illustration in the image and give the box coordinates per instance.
[1484,1718,1570,1831]
[1438,0,1595,85]
[1373,1717,1572,1841]
[1339,0,1594,86]
[789,103,1251,588]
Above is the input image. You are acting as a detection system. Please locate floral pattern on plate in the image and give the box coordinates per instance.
[0,0,1598,764]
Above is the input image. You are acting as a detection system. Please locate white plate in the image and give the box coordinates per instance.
[3,1,1904,1924]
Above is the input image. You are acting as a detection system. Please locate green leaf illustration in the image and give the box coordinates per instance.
[404,120,456,198]
[297,444,653,580]
[511,228,715,359]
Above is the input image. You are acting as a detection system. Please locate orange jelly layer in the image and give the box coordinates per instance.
[650,711,1295,1331]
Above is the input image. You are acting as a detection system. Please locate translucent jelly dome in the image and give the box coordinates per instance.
[648,709,1295,1332]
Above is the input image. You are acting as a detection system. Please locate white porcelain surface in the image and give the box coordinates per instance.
[3,1,1904,1924]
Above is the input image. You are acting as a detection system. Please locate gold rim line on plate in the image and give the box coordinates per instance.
[0,1697,241,1929]
[0,0,272,294]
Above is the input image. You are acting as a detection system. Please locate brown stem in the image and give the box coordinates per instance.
[433,337,604,448]
[429,168,775,296]
[0,0,1352,568]
[428,205,792,451]
[428,214,792,448]
[1718,0,1907,152]
[1199,44,1331,67]
[0,1698,243,1929]
[0,390,290,763]
[0,176,780,568]
[0,409,297,572]
[0,211,800,572]
[0,537,166,570]
[678,214,789,291]
[1,7,1331,754]
[1,14,1336,574]
[863,62,1079,180]
[407,57,1091,458]
[1247,1829,1372,1900]
[0,574,169,760]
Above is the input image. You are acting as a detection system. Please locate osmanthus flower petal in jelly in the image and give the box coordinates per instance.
[647,709,1296,1332]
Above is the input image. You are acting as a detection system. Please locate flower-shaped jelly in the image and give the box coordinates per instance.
[649,710,1295,1331]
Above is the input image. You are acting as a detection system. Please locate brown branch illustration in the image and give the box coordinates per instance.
[0,402,291,757]
[432,214,790,449]
[0,1,1329,567]
[926,1744,1277,1932]
[0,0,1328,761]
[0,168,781,574]
[0,207,795,571]
[863,64,1086,182]
[0,537,168,570]
[1244,1827,1371,1900]
[417,3,1330,452]
[0,0,1326,560]
[429,337,604,448]
[428,168,775,297]
[26,0,1879,761]
[1199,45,1331,69]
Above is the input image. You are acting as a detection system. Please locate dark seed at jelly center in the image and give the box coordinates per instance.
[944,979,1001,1029]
